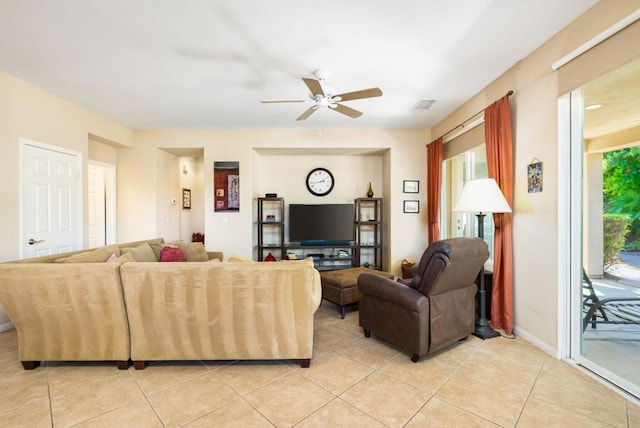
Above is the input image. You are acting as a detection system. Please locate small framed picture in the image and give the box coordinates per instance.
[403,200,419,213]
[403,180,419,193]
[182,188,191,209]
[527,161,543,193]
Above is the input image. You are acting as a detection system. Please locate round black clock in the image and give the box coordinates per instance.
[306,168,334,196]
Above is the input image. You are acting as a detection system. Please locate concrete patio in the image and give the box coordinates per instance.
[583,252,640,390]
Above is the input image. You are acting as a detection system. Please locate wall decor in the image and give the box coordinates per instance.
[527,159,543,193]
[214,161,240,211]
[403,180,419,193]
[182,188,191,209]
[403,200,420,213]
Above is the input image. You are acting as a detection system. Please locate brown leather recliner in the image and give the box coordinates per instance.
[358,237,489,362]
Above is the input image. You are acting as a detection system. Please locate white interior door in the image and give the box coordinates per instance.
[87,161,117,248]
[22,140,82,258]
[88,163,106,248]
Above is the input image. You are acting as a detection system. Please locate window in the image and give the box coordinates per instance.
[441,143,495,257]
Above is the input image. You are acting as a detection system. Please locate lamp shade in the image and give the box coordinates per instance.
[452,178,512,213]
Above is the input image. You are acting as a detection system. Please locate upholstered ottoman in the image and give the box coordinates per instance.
[320,267,394,318]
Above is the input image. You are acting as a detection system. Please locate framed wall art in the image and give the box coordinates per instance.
[403,180,419,193]
[214,161,240,211]
[182,188,191,209]
[527,159,543,193]
[403,200,420,213]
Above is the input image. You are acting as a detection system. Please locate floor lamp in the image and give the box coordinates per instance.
[453,178,512,339]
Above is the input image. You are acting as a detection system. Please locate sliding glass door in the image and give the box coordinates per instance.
[563,59,640,400]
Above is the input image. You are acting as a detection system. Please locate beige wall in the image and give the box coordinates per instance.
[123,129,429,274]
[0,71,133,262]
[0,71,133,329]
[88,138,118,165]
[431,0,640,352]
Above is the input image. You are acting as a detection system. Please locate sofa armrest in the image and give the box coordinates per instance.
[207,251,223,261]
[358,273,427,312]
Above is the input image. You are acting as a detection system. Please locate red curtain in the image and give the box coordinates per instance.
[484,96,514,335]
[427,137,443,243]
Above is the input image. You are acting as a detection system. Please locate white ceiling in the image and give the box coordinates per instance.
[584,58,640,139]
[0,0,598,130]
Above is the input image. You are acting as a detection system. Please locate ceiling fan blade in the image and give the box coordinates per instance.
[331,103,363,118]
[334,87,383,102]
[302,77,325,96]
[296,106,318,121]
[260,100,306,103]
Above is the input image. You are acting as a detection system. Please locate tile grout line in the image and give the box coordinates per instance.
[511,354,546,427]
[403,339,495,426]
[45,363,54,428]
[127,365,167,427]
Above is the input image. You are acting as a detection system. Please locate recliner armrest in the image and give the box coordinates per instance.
[358,273,427,312]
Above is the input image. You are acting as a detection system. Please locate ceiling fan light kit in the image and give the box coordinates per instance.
[261,70,382,121]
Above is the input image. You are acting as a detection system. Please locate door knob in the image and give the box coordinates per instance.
[27,238,44,245]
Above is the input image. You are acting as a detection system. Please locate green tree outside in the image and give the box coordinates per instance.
[603,146,640,254]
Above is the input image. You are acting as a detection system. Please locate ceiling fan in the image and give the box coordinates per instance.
[261,70,383,121]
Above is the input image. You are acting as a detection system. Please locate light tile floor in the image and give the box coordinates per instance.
[1,303,639,427]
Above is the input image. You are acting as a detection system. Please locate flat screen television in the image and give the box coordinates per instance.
[288,204,355,245]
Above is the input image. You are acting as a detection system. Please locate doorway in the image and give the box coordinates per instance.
[88,161,116,248]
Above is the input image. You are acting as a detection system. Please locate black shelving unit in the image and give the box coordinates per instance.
[257,197,285,261]
[354,197,384,270]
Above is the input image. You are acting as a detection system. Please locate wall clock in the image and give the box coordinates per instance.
[306,167,334,196]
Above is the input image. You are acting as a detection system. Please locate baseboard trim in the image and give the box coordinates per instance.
[513,326,559,358]
[0,320,14,333]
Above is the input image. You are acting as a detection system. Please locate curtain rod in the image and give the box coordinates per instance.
[439,90,513,141]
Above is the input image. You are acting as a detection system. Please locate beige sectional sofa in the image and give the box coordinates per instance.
[121,257,321,369]
[0,239,321,370]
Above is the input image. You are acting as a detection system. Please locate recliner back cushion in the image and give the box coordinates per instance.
[412,237,488,296]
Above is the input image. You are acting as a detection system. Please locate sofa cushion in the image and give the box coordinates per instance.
[54,245,121,263]
[149,243,177,261]
[160,246,186,262]
[173,242,209,262]
[121,243,157,262]
[111,252,136,263]
[228,256,253,263]
[105,252,118,262]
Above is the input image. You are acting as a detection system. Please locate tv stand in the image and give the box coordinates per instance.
[256,197,385,271]
[299,240,352,247]
[285,243,356,270]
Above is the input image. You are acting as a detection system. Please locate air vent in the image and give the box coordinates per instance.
[414,99,436,110]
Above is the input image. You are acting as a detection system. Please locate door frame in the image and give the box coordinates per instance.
[20,138,83,258]
[557,90,584,360]
[558,90,640,402]
[88,160,117,245]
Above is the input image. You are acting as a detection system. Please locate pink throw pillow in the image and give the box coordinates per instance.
[160,246,186,262]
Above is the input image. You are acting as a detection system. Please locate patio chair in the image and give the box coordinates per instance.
[582,268,640,332]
